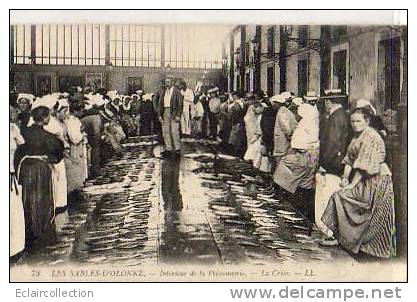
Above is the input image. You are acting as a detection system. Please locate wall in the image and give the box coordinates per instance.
[10,64,222,95]
[259,25,281,96]
[284,26,321,96]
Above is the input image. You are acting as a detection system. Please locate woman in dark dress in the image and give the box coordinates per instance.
[15,106,65,247]
[138,93,155,136]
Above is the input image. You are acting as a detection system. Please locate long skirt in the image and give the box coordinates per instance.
[273,148,319,194]
[10,174,25,256]
[51,160,67,209]
[314,173,340,236]
[65,143,87,193]
[244,136,261,162]
[321,173,396,258]
[181,103,191,136]
[19,158,54,242]
[191,118,202,137]
[228,123,246,157]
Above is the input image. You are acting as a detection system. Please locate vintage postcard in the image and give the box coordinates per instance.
[9,9,407,282]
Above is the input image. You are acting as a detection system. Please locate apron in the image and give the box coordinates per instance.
[10,173,25,256]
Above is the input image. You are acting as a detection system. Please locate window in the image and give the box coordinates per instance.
[10,25,31,64]
[267,27,275,55]
[34,25,105,65]
[378,37,401,110]
[35,74,52,96]
[245,42,250,66]
[332,50,347,94]
[298,26,309,49]
[267,65,274,97]
[331,42,349,94]
[127,77,143,95]
[58,76,84,93]
[110,25,162,67]
[298,59,308,97]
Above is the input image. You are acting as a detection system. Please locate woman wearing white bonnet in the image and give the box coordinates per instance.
[355,98,387,137]
[274,103,320,221]
[42,95,69,211]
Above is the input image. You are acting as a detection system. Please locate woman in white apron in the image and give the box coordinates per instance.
[43,97,69,210]
[10,117,25,259]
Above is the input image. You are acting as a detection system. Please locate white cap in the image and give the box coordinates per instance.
[356,99,377,115]
[17,93,35,104]
[270,94,285,104]
[292,97,303,107]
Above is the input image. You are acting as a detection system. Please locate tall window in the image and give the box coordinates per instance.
[267,65,274,96]
[331,43,349,94]
[109,25,162,67]
[298,58,308,97]
[10,25,31,64]
[267,27,275,55]
[378,37,401,110]
[298,26,309,49]
[35,25,105,65]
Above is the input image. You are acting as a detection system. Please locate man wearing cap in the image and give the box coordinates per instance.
[271,92,298,167]
[315,89,350,236]
[208,87,221,140]
[158,75,184,157]
[179,81,194,137]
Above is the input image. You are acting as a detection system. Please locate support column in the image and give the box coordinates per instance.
[229,32,234,92]
[105,25,110,65]
[10,25,14,65]
[279,26,287,93]
[161,25,165,68]
[254,25,262,93]
[239,25,246,95]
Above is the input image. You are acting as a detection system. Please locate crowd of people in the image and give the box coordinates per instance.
[9,75,397,263]
[200,88,396,259]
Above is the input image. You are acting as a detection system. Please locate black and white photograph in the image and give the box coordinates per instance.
[9,9,407,282]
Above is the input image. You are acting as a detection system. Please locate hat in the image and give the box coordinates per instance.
[304,91,318,102]
[31,98,47,110]
[107,90,120,102]
[356,99,377,115]
[57,98,69,112]
[17,93,35,104]
[143,93,153,101]
[321,89,346,101]
[298,103,317,120]
[279,91,293,102]
[292,97,303,107]
[270,94,285,104]
[136,90,144,95]
[41,94,59,109]
[208,87,220,94]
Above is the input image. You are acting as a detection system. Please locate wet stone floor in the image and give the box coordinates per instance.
[24,136,352,267]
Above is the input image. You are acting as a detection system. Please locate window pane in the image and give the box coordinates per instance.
[85,25,93,64]
[79,25,86,65]
[72,26,79,64]
[57,25,65,64]
[49,25,57,64]
[116,25,122,66]
[64,26,72,64]
[42,25,50,64]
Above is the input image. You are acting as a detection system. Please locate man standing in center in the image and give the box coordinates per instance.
[158,75,184,158]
